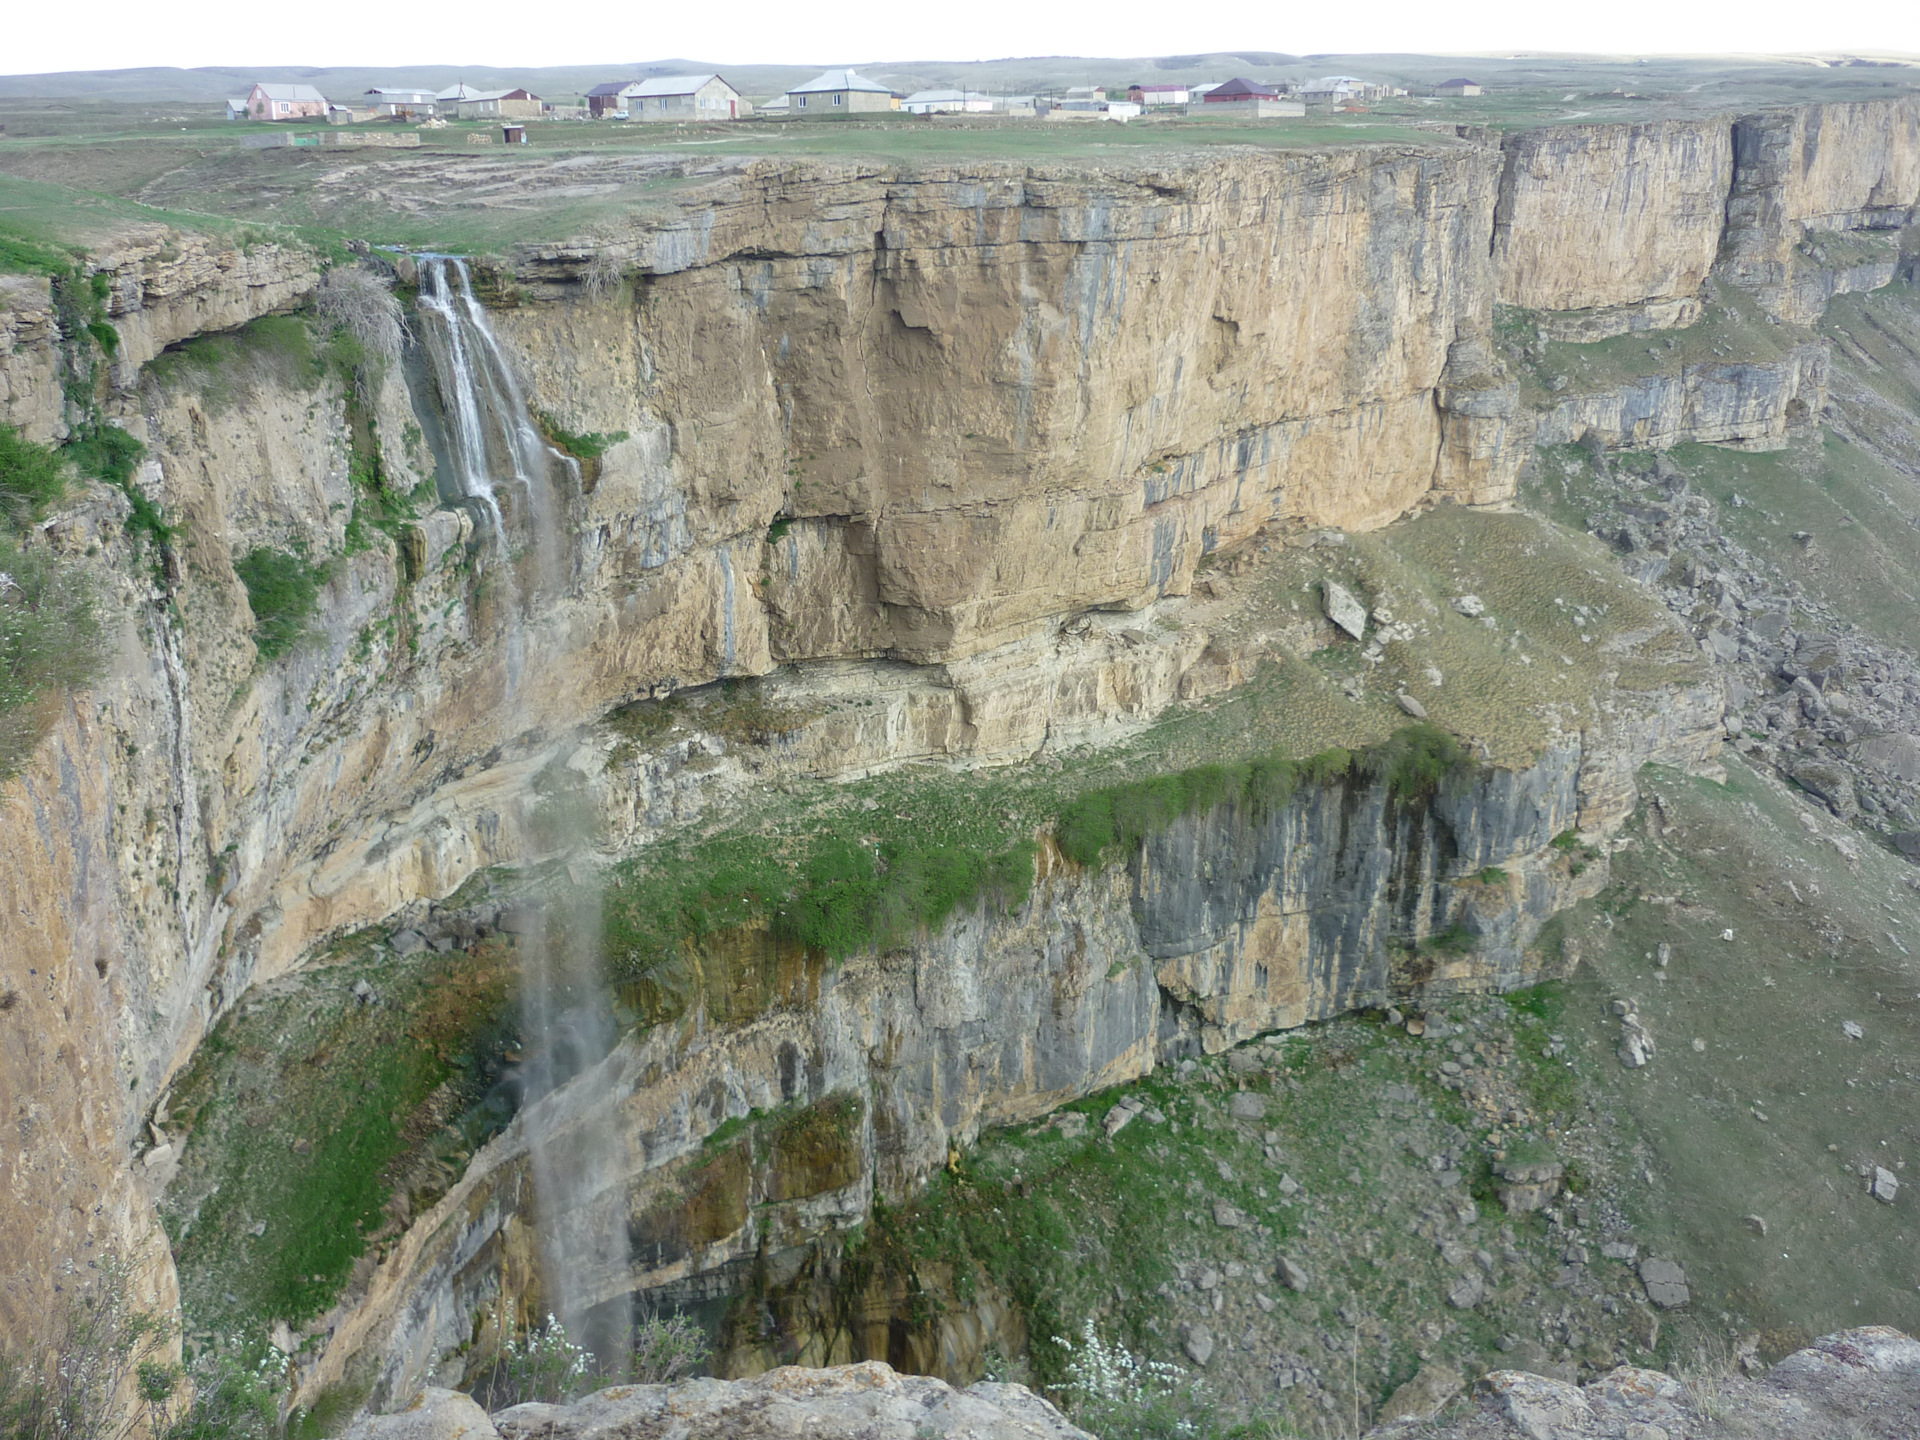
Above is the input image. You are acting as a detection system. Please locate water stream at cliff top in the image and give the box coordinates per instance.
[410,255,630,1373]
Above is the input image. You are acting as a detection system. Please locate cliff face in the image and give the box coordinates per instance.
[1723,96,1920,322]
[1493,119,1732,320]
[505,150,1508,666]
[281,692,1722,1409]
[1,94,1916,1394]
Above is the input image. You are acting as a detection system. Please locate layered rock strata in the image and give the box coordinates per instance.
[284,683,1720,1409]
[4,93,1919,1385]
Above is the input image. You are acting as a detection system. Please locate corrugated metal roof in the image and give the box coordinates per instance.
[252,82,327,102]
[631,74,730,98]
[788,68,891,95]
[587,80,637,97]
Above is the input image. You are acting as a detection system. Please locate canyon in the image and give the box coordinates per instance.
[2,87,1919,1432]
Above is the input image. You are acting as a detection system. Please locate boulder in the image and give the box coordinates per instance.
[1792,761,1858,819]
[1277,1255,1312,1292]
[1639,1257,1690,1309]
[489,1364,1095,1440]
[1323,581,1367,640]
[1227,1092,1268,1121]
[344,1389,498,1440]
[1184,1326,1215,1367]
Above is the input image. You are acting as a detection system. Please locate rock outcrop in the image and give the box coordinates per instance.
[284,691,1721,1410]
[4,92,1919,1397]
[1493,119,1732,320]
[1412,1327,1920,1439]
[344,1367,1092,1440]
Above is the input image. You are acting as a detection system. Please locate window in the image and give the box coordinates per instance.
[832,93,842,106]
[797,95,807,107]
[659,98,667,110]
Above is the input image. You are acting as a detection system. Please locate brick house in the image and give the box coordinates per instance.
[246,83,328,122]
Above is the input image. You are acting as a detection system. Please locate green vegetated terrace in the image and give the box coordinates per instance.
[161,932,519,1343]
[592,504,1703,1020]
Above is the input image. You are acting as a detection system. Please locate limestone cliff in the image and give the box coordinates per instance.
[3,92,1919,1402]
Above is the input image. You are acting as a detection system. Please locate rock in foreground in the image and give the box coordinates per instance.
[346,1364,1092,1440]
[1401,1327,1920,1439]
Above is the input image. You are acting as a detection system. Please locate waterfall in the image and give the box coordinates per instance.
[409,255,629,1376]
[412,256,579,596]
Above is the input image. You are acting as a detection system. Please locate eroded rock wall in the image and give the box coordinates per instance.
[4,93,1916,1378]
[1493,119,1732,318]
[289,687,1722,1409]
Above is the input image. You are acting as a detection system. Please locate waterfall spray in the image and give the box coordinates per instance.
[410,255,630,1374]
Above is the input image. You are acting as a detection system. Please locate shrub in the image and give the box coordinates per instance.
[312,266,405,365]
[63,421,146,487]
[483,1314,595,1407]
[0,1254,180,1440]
[0,425,70,530]
[234,546,327,661]
[0,536,106,779]
[1364,722,1467,802]
[534,410,628,461]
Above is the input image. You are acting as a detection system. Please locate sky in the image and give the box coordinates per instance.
[5,0,1918,74]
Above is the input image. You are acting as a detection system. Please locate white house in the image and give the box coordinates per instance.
[365,88,439,117]
[1127,84,1190,106]
[627,75,749,121]
[901,89,993,115]
[1300,75,1388,105]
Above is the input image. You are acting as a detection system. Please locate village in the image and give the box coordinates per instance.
[230,68,1484,141]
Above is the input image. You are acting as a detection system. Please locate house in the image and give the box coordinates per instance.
[455,89,543,121]
[757,93,790,116]
[1435,78,1483,97]
[902,89,992,115]
[1064,86,1106,103]
[1300,75,1387,105]
[1126,83,1190,106]
[364,88,439,118]
[626,75,749,121]
[586,81,638,118]
[245,82,329,122]
[785,68,895,117]
[1204,77,1280,103]
[436,82,485,103]
[224,97,248,121]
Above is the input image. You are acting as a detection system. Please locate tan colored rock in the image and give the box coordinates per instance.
[343,1388,498,1440]
[1494,119,1732,314]
[486,1365,1094,1440]
[1723,97,1920,322]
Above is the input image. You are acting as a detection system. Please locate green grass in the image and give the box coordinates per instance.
[0,534,105,779]
[0,424,72,528]
[533,411,628,461]
[163,940,517,1336]
[234,546,327,661]
[144,312,322,410]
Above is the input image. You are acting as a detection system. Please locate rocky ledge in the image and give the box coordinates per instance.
[342,1329,1918,1440]
[344,1364,1092,1440]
